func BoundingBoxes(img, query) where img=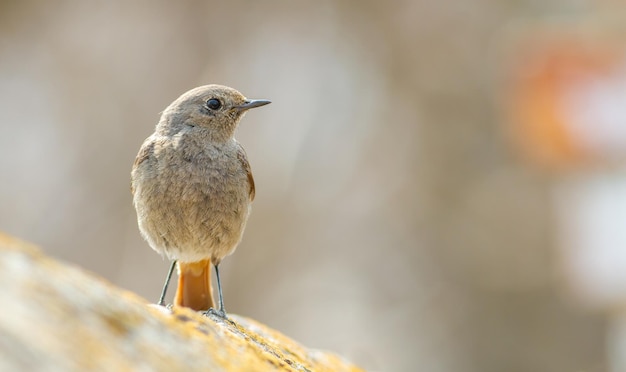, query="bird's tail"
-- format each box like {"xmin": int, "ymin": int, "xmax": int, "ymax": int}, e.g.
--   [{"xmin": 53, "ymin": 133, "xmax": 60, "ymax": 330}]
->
[{"xmin": 174, "ymin": 259, "xmax": 214, "ymax": 311}]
